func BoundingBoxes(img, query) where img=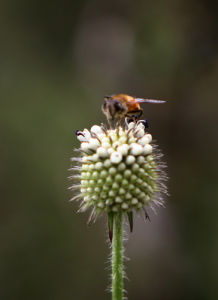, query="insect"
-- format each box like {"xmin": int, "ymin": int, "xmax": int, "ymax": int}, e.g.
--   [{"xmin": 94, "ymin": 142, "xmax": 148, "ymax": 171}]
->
[{"xmin": 102, "ymin": 94, "xmax": 165, "ymax": 125}]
